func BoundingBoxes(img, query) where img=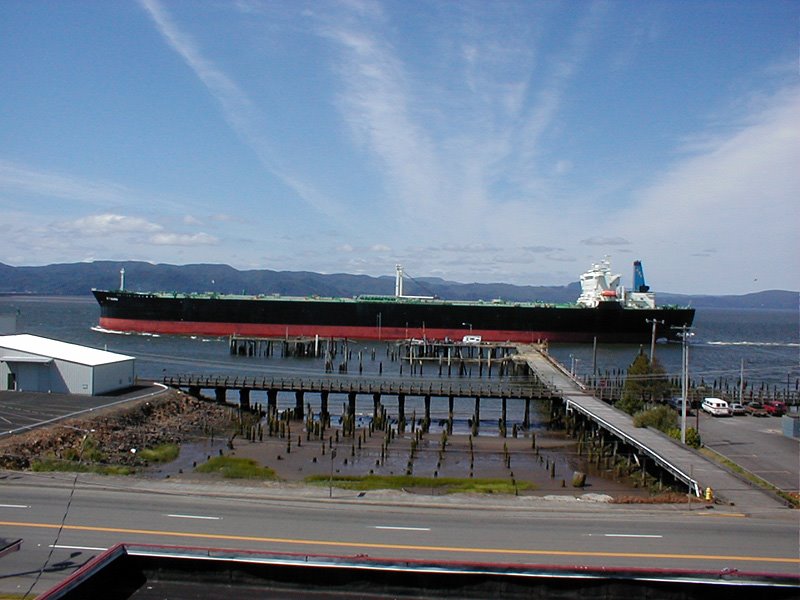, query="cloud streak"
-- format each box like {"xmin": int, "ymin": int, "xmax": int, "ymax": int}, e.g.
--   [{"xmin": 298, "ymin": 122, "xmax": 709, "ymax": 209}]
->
[
  {"xmin": 615, "ymin": 83, "xmax": 800, "ymax": 292},
  {"xmin": 0, "ymin": 160, "xmax": 131, "ymax": 205},
  {"xmin": 139, "ymin": 0, "xmax": 341, "ymax": 219}
]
